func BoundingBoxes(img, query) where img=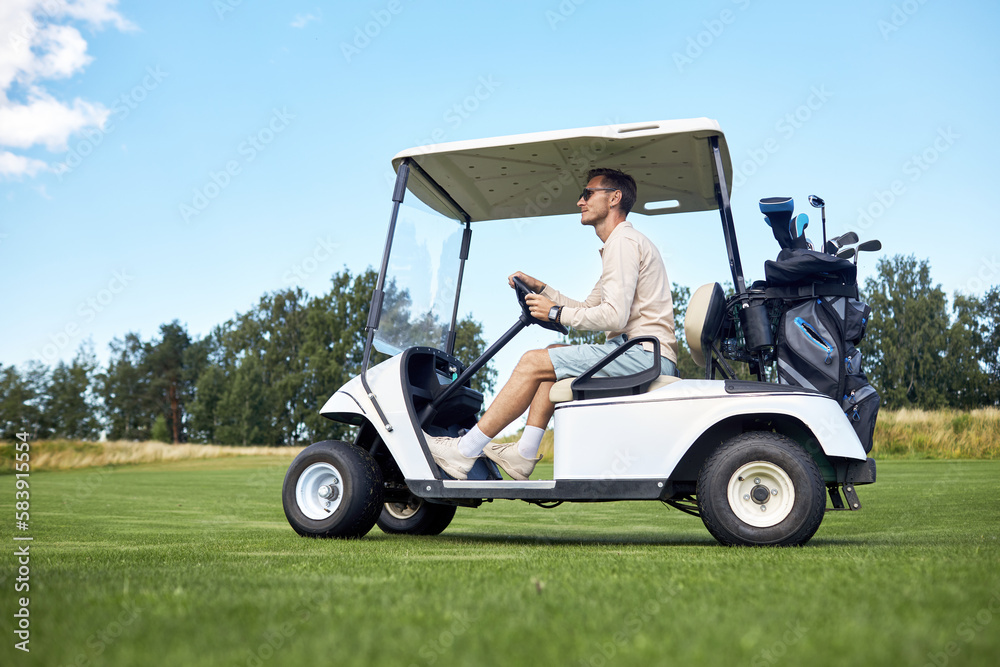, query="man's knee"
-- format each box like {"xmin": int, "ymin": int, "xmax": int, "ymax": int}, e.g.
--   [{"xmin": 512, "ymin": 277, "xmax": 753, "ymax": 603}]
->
[{"xmin": 517, "ymin": 349, "xmax": 556, "ymax": 378}]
